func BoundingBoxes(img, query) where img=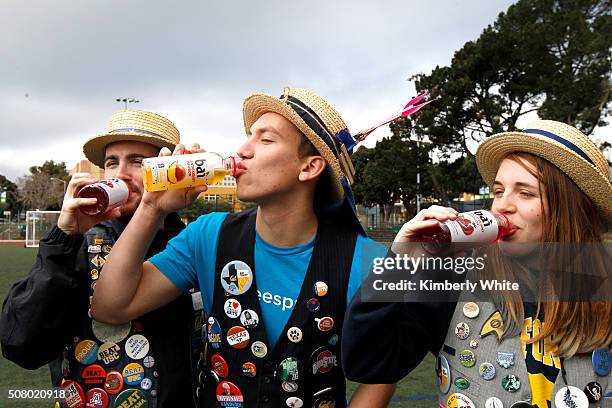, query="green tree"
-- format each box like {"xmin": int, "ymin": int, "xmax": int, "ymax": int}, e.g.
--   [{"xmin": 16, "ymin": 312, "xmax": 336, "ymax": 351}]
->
[
  {"xmin": 408, "ymin": 0, "xmax": 611, "ymax": 159},
  {"xmin": 0, "ymin": 174, "xmax": 19, "ymax": 213},
  {"xmin": 19, "ymin": 161, "xmax": 69, "ymax": 210},
  {"xmin": 29, "ymin": 160, "xmax": 69, "ymax": 179},
  {"xmin": 370, "ymin": 0, "xmax": 611, "ymax": 209},
  {"xmin": 179, "ymin": 197, "xmax": 233, "ymax": 223},
  {"xmin": 352, "ymin": 132, "xmax": 432, "ymax": 222}
]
